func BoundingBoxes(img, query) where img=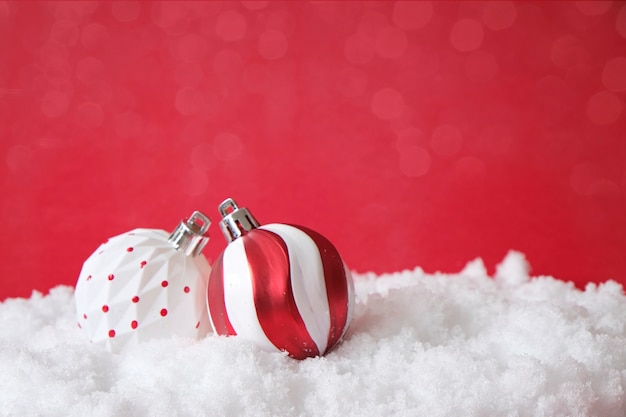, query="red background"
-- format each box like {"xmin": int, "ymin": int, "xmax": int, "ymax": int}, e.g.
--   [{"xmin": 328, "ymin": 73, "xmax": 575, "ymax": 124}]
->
[{"xmin": 1, "ymin": 1, "xmax": 625, "ymax": 300}]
